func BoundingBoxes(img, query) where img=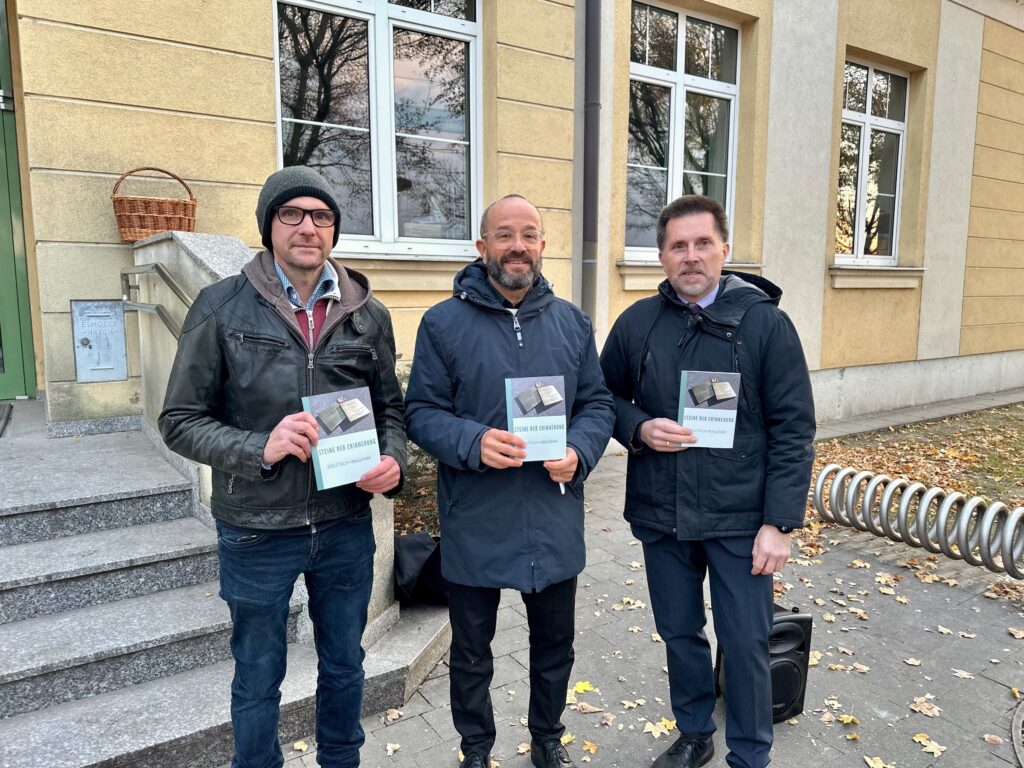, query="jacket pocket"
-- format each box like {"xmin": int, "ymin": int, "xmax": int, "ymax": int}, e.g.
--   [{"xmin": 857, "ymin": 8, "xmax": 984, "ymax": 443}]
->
[
  {"xmin": 705, "ymin": 436, "xmax": 766, "ymax": 513},
  {"xmin": 319, "ymin": 342, "xmax": 379, "ymax": 388}
]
